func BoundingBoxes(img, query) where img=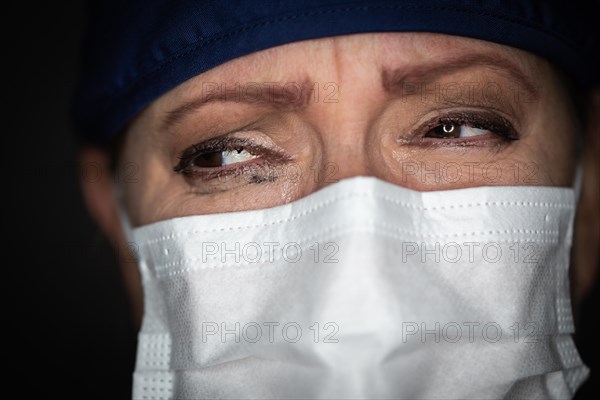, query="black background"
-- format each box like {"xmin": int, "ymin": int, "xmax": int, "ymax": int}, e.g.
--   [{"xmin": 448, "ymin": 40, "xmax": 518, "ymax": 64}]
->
[{"xmin": 6, "ymin": 2, "xmax": 597, "ymax": 399}]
